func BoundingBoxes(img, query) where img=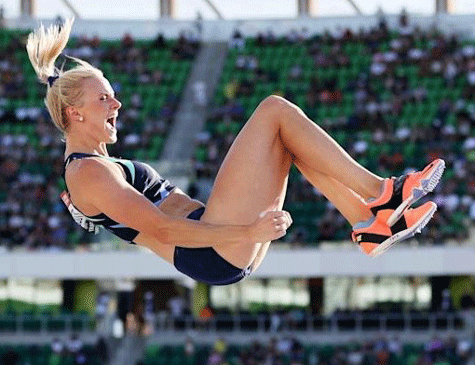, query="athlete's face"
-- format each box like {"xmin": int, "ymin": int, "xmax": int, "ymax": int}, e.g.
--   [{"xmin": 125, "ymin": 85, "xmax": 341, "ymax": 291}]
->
[{"xmin": 75, "ymin": 76, "xmax": 122, "ymax": 144}]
